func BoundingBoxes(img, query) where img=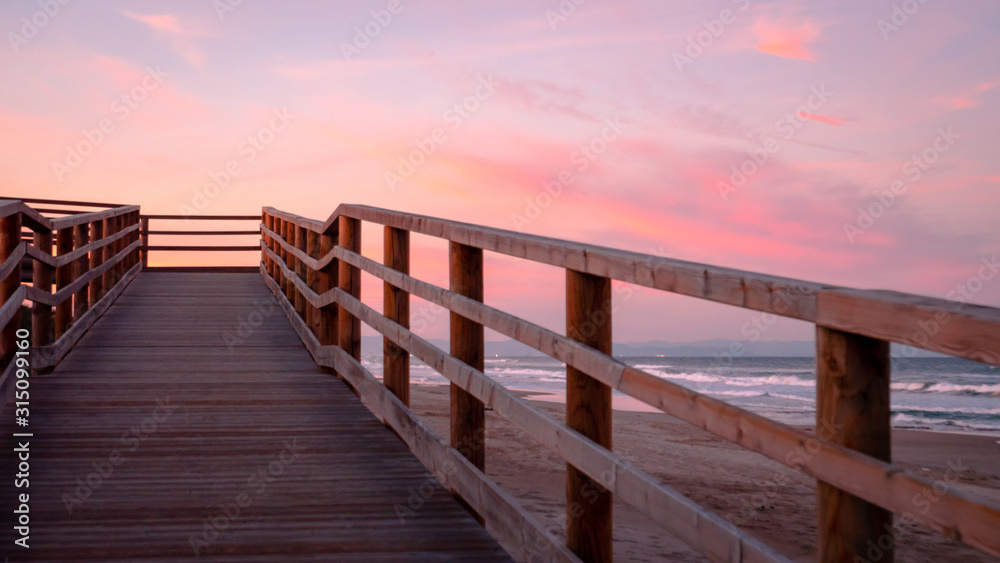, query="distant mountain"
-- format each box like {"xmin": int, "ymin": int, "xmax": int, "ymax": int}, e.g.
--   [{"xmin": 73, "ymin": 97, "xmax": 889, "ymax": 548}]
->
[{"xmin": 360, "ymin": 337, "xmax": 945, "ymax": 358}]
